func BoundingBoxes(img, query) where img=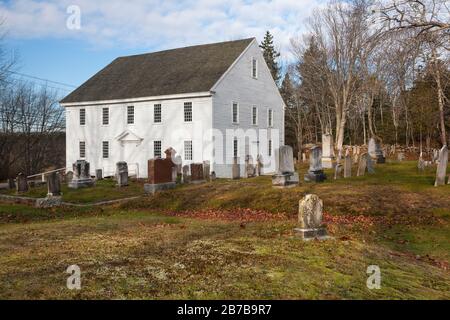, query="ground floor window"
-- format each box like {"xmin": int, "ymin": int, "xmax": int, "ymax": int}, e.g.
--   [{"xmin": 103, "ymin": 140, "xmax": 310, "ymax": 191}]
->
[
  {"xmin": 184, "ymin": 140, "xmax": 192, "ymax": 160},
  {"xmin": 268, "ymin": 139, "xmax": 272, "ymax": 156},
  {"xmin": 233, "ymin": 138, "xmax": 238, "ymax": 158},
  {"xmin": 79, "ymin": 141, "xmax": 85, "ymax": 158},
  {"xmin": 154, "ymin": 140, "xmax": 162, "ymax": 158}
]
